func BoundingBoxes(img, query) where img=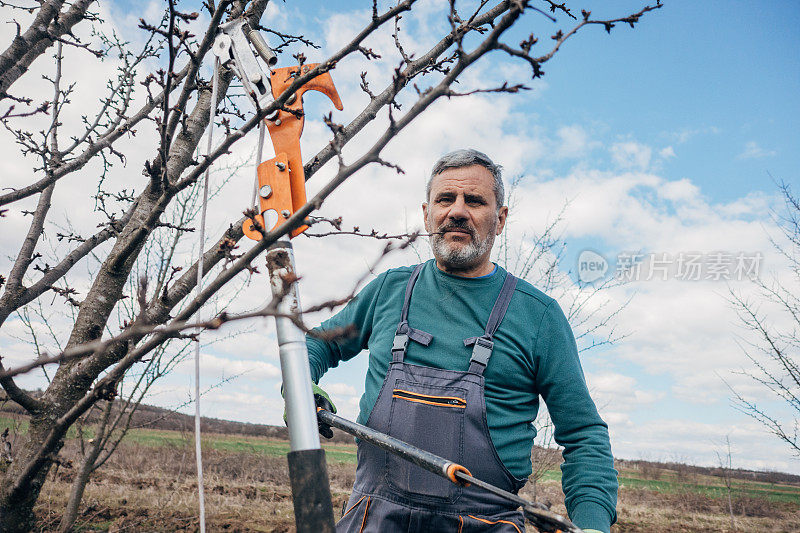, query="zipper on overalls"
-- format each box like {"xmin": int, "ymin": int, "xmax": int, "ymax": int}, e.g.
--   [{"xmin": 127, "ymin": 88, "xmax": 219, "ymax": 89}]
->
[{"xmin": 392, "ymin": 388, "xmax": 467, "ymax": 408}]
